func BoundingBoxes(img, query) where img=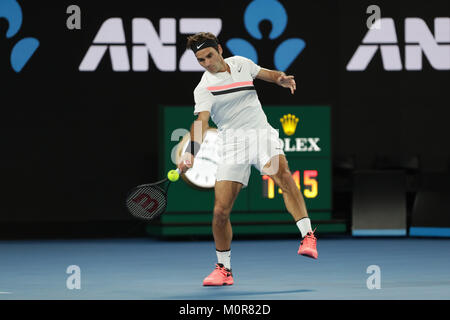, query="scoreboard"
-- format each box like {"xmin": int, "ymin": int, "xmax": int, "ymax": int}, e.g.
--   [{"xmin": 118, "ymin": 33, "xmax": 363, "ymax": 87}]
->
[
  {"xmin": 248, "ymin": 106, "xmax": 331, "ymax": 212},
  {"xmin": 148, "ymin": 105, "xmax": 344, "ymax": 237}
]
